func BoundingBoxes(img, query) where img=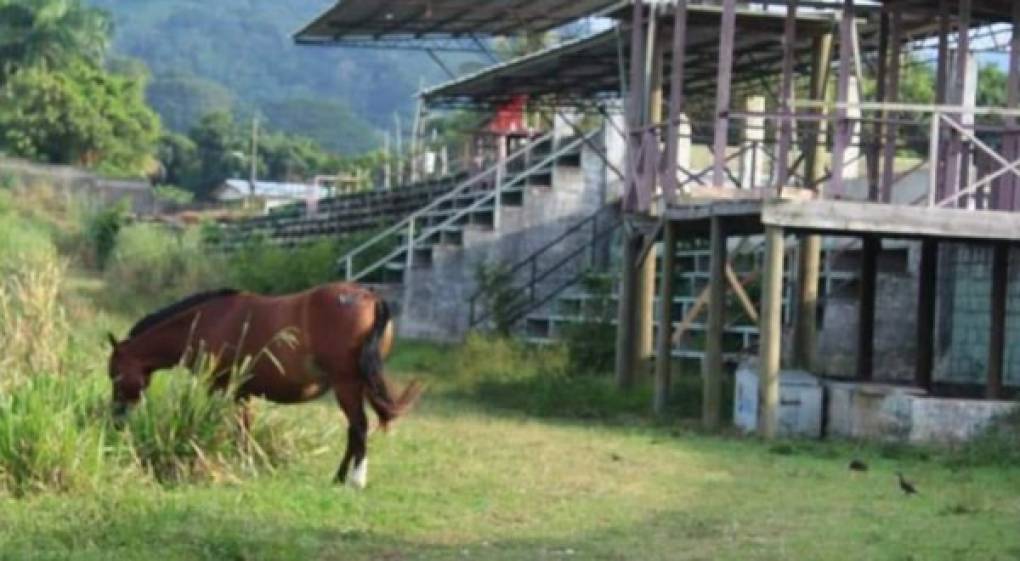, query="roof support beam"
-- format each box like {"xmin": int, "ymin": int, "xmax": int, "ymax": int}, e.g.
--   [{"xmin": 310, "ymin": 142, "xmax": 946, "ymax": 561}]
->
[
  {"xmin": 829, "ymin": 0, "xmax": 855, "ymax": 198},
  {"xmin": 663, "ymin": 0, "xmax": 690, "ymax": 204},
  {"xmin": 775, "ymin": 0, "xmax": 799, "ymax": 193}
]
